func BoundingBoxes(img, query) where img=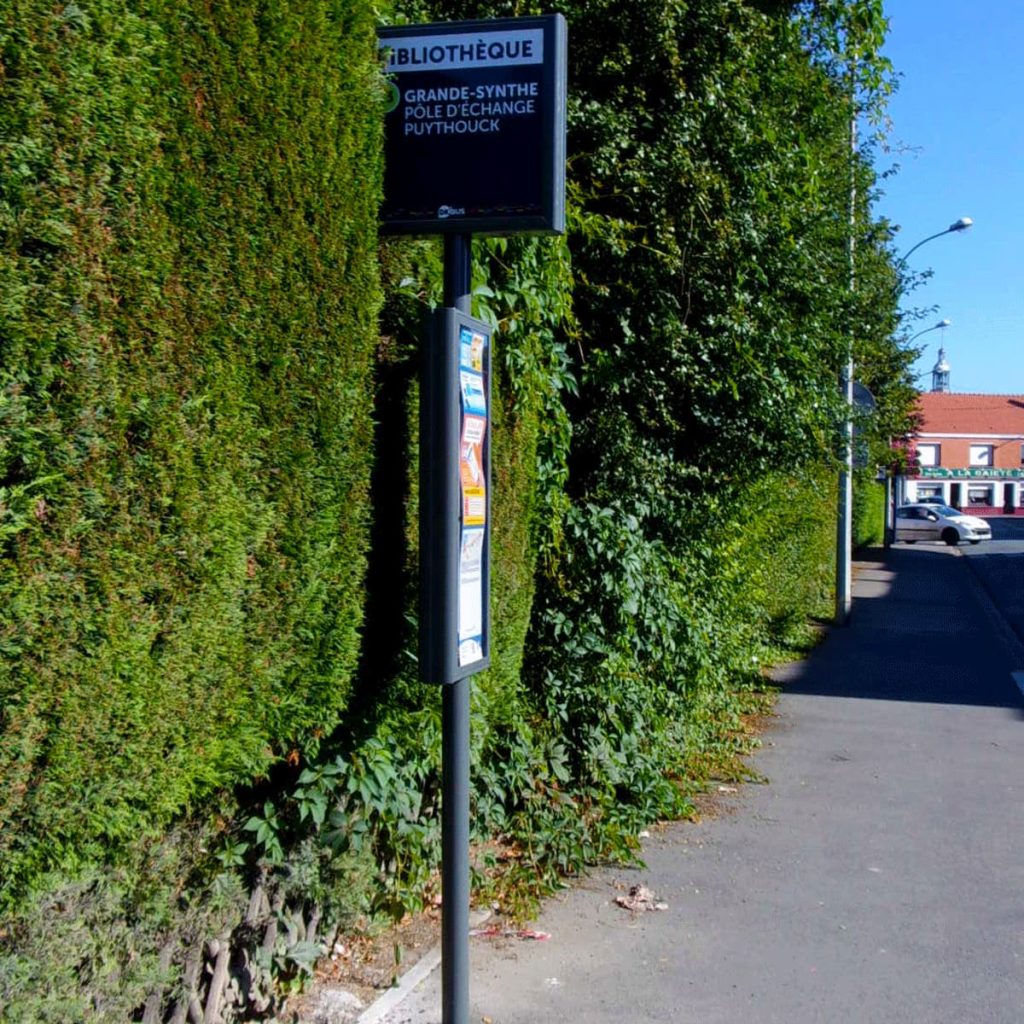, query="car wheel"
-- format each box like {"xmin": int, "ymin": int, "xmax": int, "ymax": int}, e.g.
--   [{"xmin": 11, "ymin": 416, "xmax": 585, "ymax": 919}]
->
[{"xmin": 942, "ymin": 528, "xmax": 960, "ymax": 546}]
